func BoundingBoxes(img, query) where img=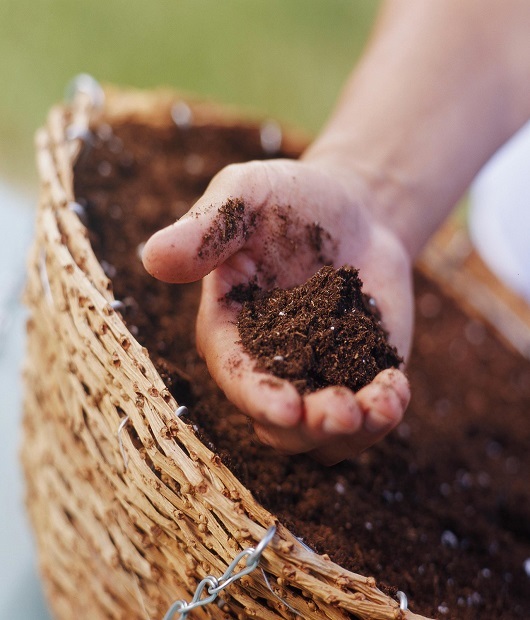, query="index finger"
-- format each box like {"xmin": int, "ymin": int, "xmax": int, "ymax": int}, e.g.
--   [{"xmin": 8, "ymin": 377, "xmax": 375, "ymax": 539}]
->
[{"xmin": 196, "ymin": 267, "xmax": 303, "ymax": 428}]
